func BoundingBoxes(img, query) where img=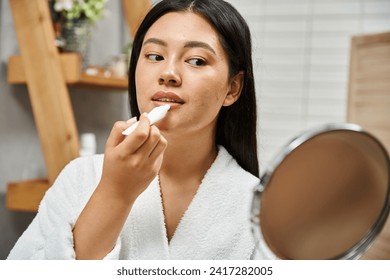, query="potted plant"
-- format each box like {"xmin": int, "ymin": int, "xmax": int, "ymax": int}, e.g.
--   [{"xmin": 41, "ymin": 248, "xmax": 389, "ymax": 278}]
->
[{"xmin": 52, "ymin": 0, "xmax": 109, "ymax": 68}]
